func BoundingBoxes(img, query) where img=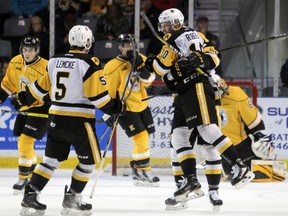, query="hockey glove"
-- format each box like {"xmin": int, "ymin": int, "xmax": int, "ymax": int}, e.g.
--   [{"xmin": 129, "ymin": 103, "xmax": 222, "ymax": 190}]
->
[
  {"xmin": 127, "ymin": 51, "xmax": 144, "ymax": 69},
  {"xmin": 113, "ymin": 99, "xmax": 126, "ymax": 116},
  {"xmin": 145, "ymin": 58, "xmax": 155, "ymax": 72},
  {"xmin": 251, "ymin": 130, "xmax": 273, "ymax": 159},
  {"xmin": 177, "ymin": 51, "xmax": 206, "ymax": 70},
  {"xmin": 10, "ymin": 92, "xmax": 27, "ymax": 110},
  {"xmin": 102, "ymin": 114, "xmax": 117, "ymax": 127}
]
